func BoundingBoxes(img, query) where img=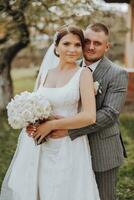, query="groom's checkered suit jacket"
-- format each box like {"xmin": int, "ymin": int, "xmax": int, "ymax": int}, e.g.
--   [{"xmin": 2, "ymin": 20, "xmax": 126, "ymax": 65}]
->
[{"xmin": 69, "ymin": 57, "xmax": 128, "ymax": 172}]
